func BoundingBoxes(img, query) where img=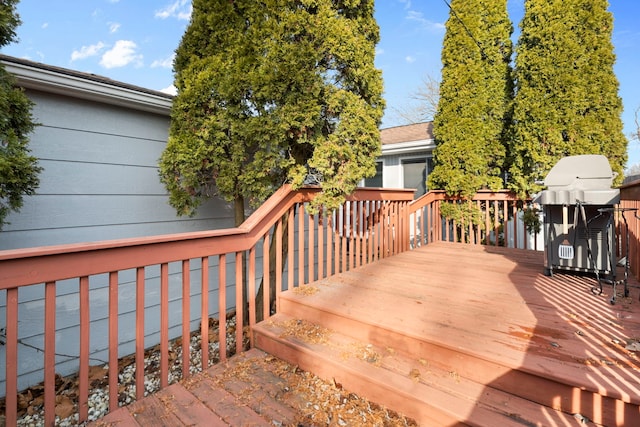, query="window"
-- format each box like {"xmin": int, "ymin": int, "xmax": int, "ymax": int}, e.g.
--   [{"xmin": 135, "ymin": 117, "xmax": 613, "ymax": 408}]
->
[
  {"xmin": 364, "ymin": 161, "xmax": 383, "ymax": 187},
  {"xmin": 402, "ymin": 157, "xmax": 430, "ymax": 198}
]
